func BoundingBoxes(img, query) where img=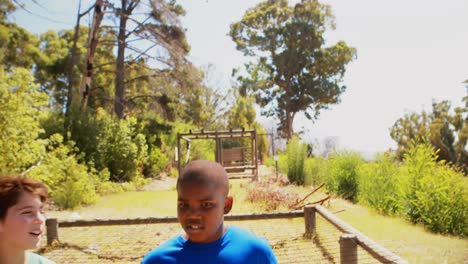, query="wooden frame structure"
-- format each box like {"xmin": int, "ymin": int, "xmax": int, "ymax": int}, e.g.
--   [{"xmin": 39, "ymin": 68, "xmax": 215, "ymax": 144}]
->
[{"xmin": 177, "ymin": 129, "xmax": 258, "ymax": 179}]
